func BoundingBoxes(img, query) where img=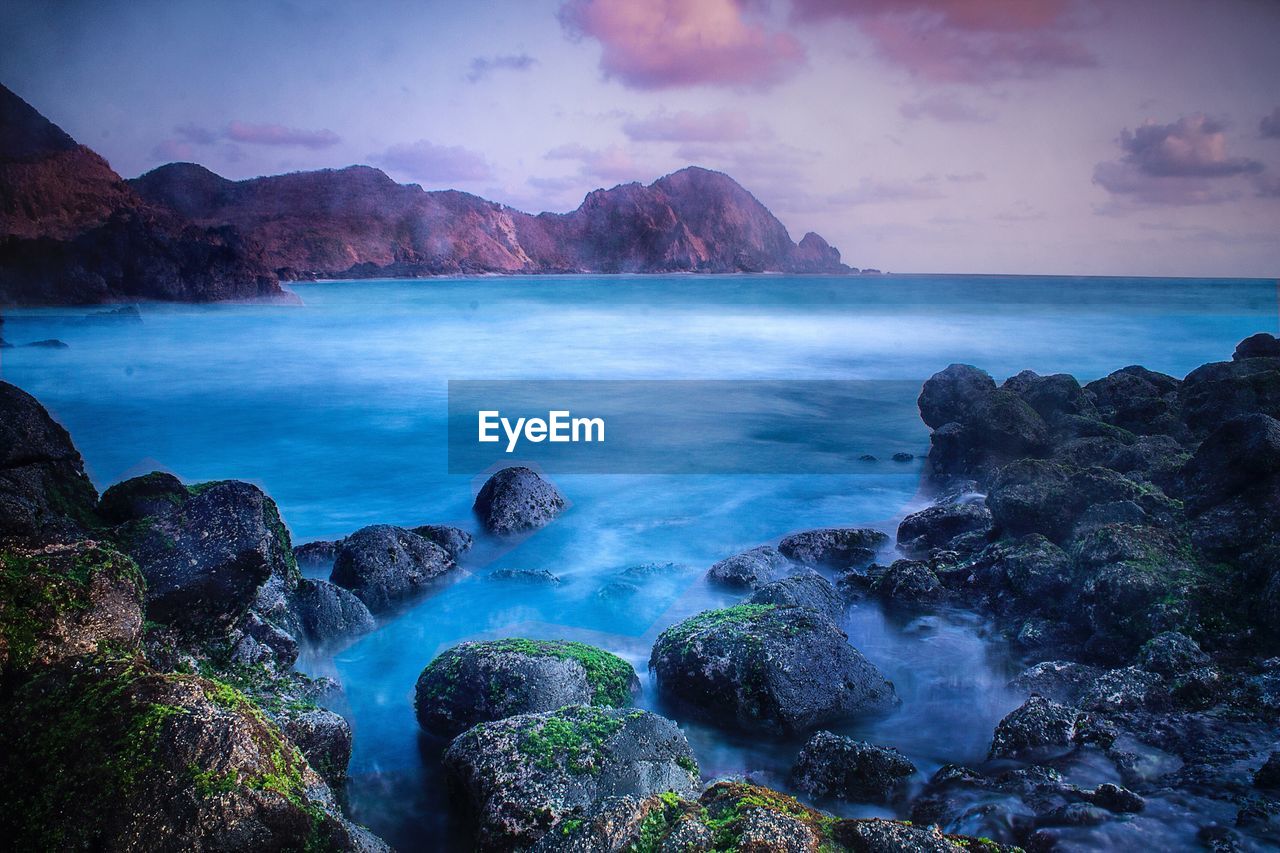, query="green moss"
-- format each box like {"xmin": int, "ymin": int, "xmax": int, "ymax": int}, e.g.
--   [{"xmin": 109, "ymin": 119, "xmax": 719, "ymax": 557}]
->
[
  {"xmin": 424, "ymin": 638, "xmax": 638, "ymax": 708},
  {"xmin": 518, "ymin": 705, "xmax": 625, "ymax": 774},
  {"xmin": 676, "ymin": 754, "xmax": 699, "ymax": 776}
]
